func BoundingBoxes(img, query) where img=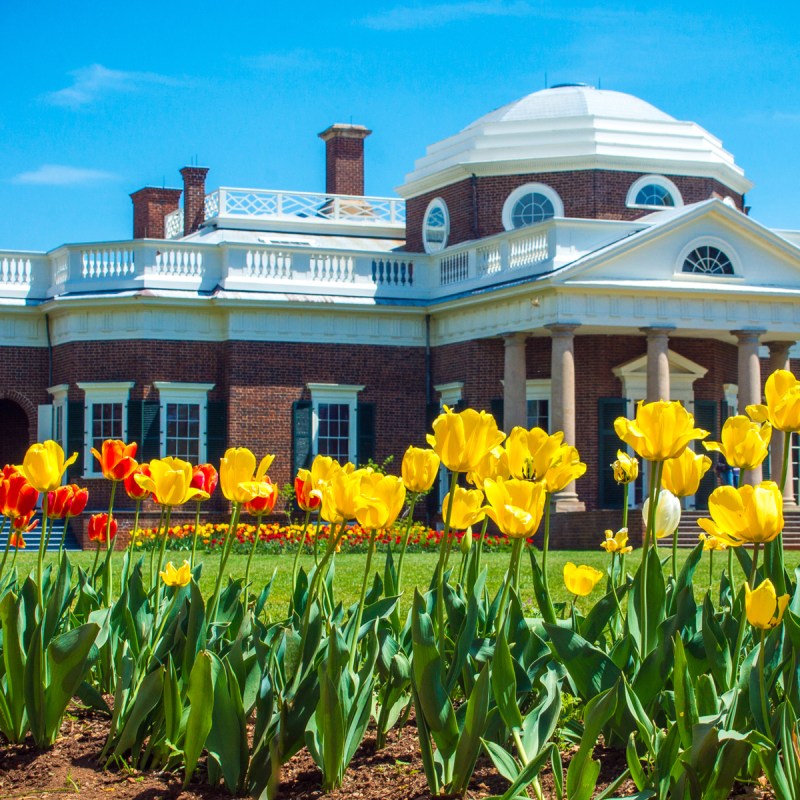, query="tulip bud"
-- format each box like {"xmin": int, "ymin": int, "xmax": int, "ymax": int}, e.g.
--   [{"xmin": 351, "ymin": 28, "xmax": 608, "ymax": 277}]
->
[{"xmin": 460, "ymin": 527, "xmax": 473, "ymax": 554}]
